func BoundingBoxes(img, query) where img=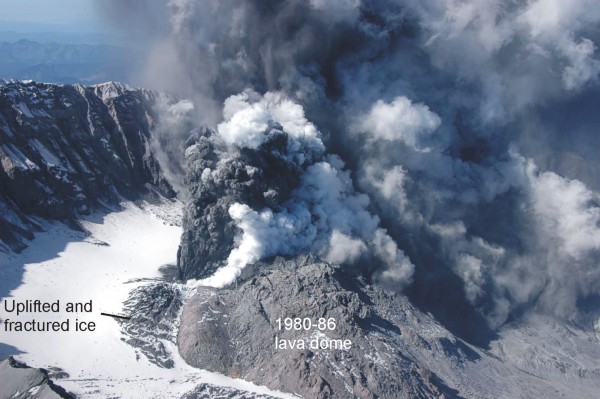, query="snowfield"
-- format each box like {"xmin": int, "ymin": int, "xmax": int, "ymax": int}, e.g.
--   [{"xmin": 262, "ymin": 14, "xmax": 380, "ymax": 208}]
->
[{"xmin": 0, "ymin": 201, "xmax": 295, "ymax": 398}]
